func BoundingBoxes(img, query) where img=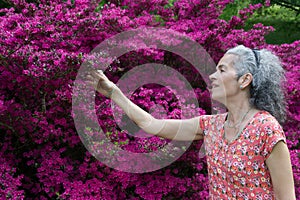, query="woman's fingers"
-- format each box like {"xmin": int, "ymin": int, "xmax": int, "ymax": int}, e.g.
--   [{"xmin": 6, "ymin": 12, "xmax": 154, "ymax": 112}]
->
[
  {"xmin": 86, "ymin": 75, "xmax": 98, "ymax": 89},
  {"xmin": 96, "ymin": 70, "xmax": 109, "ymax": 81},
  {"xmin": 87, "ymin": 69, "xmax": 101, "ymax": 81},
  {"xmin": 89, "ymin": 70, "xmax": 100, "ymax": 79},
  {"xmin": 89, "ymin": 69, "xmax": 109, "ymax": 82},
  {"xmin": 86, "ymin": 69, "xmax": 115, "ymax": 97}
]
